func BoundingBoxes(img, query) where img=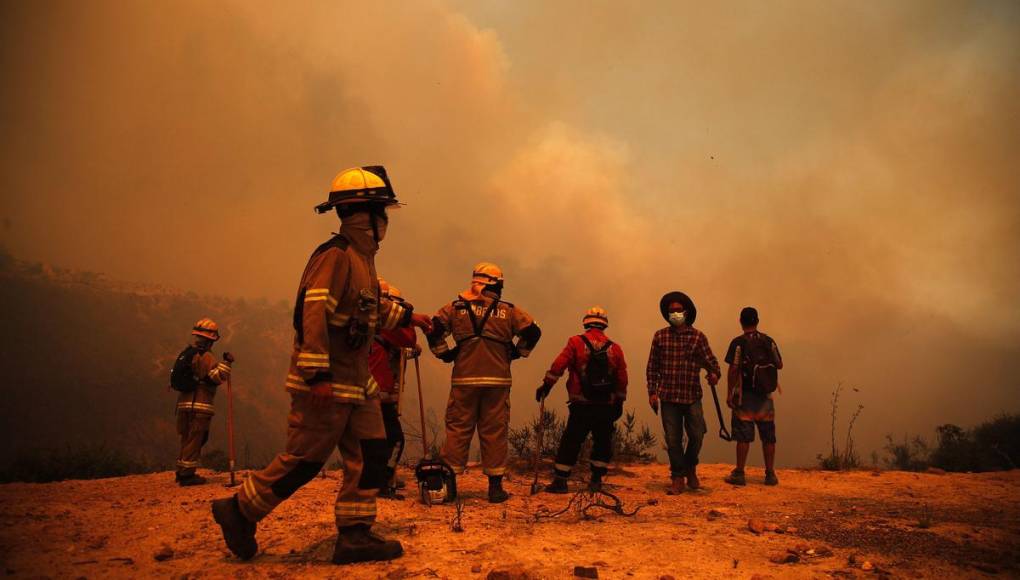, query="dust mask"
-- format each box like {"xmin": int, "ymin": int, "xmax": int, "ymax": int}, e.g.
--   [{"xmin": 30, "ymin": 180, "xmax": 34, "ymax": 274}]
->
[{"xmin": 668, "ymin": 311, "xmax": 686, "ymax": 326}]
